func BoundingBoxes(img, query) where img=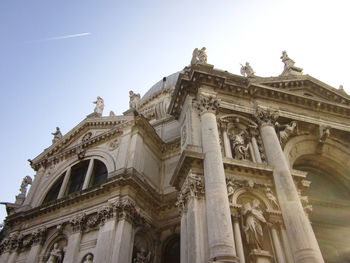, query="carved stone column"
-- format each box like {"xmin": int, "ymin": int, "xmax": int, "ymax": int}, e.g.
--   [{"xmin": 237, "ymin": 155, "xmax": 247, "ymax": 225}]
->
[
  {"xmin": 269, "ymin": 223, "xmax": 285, "ymax": 263},
  {"xmin": 26, "ymin": 227, "xmax": 47, "ymax": 263},
  {"xmin": 57, "ymin": 167, "xmax": 71, "ymax": 199},
  {"xmin": 280, "ymin": 225, "xmax": 294, "ymax": 263},
  {"xmin": 254, "ymin": 107, "xmax": 324, "ymax": 263},
  {"xmin": 180, "ymin": 209, "xmax": 188, "ymax": 263},
  {"xmin": 221, "ymin": 122, "xmax": 233, "ymax": 158},
  {"xmin": 197, "ymin": 95, "xmax": 238, "ymax": 263},
  {"xmin": 232, "ymin": 215, "xmax": 245, "ymax": 263},
  {"xmin": 82, "ymin": 159, "xmax": 94, "ymax": 190},
  {"xmin": 63, "ymin": 214, "xmax": 86, "ymax": 263},
  {"xmin": 112, "ymin": 199, "xmax": 139, "ymax": 263},
  {"xmin": 94, "ymin": 203, "xmax": 116, "ymax": 263}
]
